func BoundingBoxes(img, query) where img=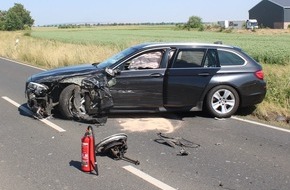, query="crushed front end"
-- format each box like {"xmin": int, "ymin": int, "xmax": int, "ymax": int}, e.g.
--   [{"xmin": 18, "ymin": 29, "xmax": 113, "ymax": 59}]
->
[
  {"xmin": 26, "ymin": 81, "xmax": 52, "ymax": 118},
  {"xmin": 70, "ymin": 73, "xmax": 115, "ymax": 124},
  {"xmin": 25, "ymin": 69, "xmax": 116, "ymax": 124}
]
